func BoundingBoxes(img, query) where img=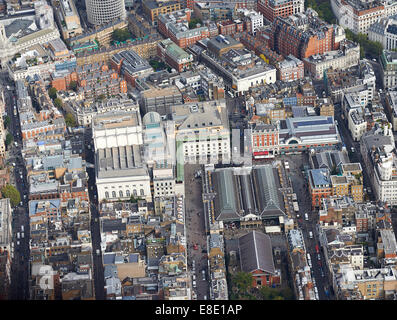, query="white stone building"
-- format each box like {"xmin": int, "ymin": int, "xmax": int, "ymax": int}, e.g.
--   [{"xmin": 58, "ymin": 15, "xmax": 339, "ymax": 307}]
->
[
  {"xmin": 85, "ymin": 0, "xmax": 127, "ymax": 26},
  {"xmin": 174, "ymin": 100, "xmax": 231, "ymax": 164},
  {"xmin": 303, "ymin": 40, "xmax": 360, "ymax": 80},
  {"xmin": 92, "ymin": 111, "xmax": 152, "ymax": 202}
]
